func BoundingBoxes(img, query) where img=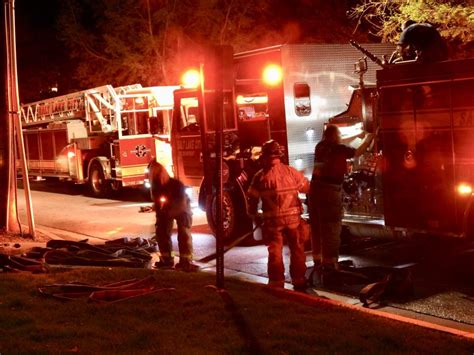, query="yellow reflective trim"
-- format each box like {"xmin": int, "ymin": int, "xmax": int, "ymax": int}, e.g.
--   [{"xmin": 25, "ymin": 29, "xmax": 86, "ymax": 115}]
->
[{"xmin": 121, "ymin": 165, "xmax": 148, "ymax": 177}]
